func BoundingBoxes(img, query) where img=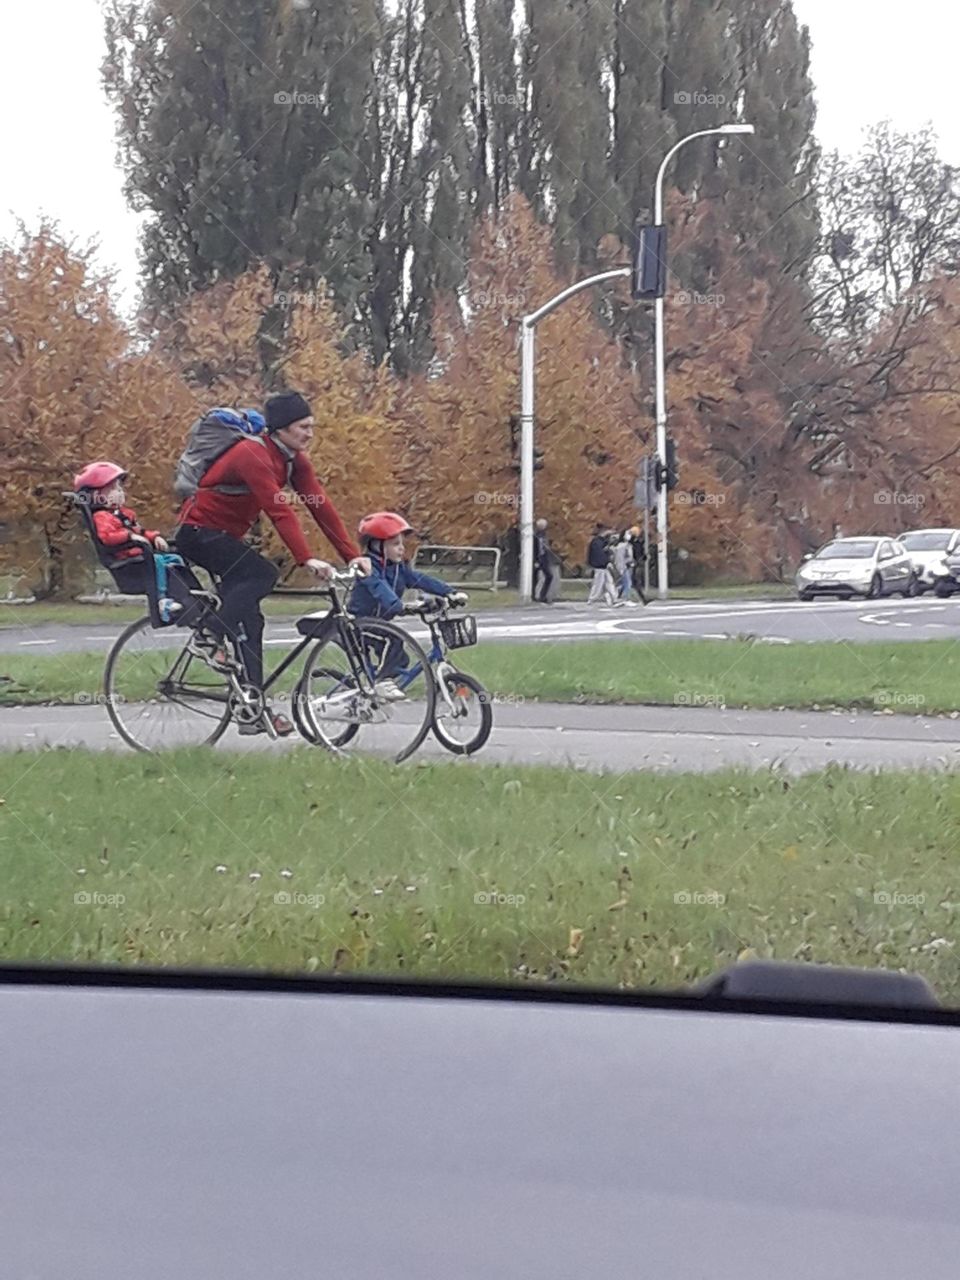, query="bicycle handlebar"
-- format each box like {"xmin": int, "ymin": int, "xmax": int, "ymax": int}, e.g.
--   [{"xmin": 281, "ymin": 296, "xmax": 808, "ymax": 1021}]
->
[{"xmin": 404, "ymin": 593, "xmax": 468, "ymax": 618}]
